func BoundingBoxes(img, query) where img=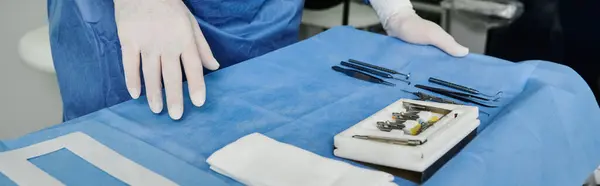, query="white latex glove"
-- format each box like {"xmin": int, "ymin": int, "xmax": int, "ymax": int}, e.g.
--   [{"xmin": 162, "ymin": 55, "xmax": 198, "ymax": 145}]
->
[
  {"xmin": 370, "ymin": 0, "xmax": 469, "ymax": 57},
  {"xmin": 114, "ymin": 0, "xmax": 219, "ymax": 120}
]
